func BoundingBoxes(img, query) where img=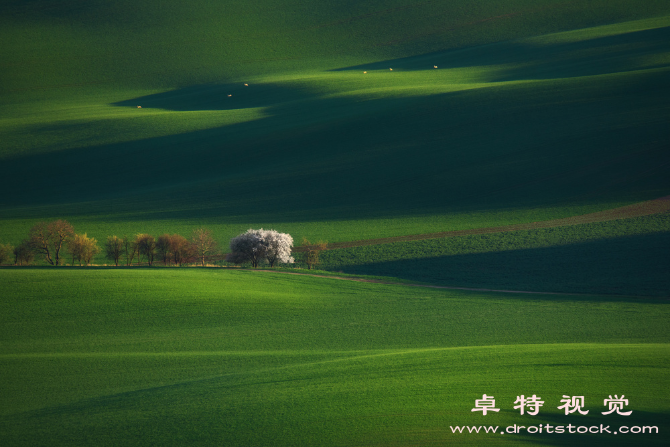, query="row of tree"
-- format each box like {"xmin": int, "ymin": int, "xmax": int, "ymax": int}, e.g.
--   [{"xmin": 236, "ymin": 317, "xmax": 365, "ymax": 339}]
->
[
  {"xmin": 0, "ymin": 220, "xmax": 219, "ymax": 267},
  {"xmin": 103, "ymin": 230, "xmax": 218, "ymax": 267},
  {"xmin": 0, "ymin": 220, "xmax": 328, "ymax": 269}
]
